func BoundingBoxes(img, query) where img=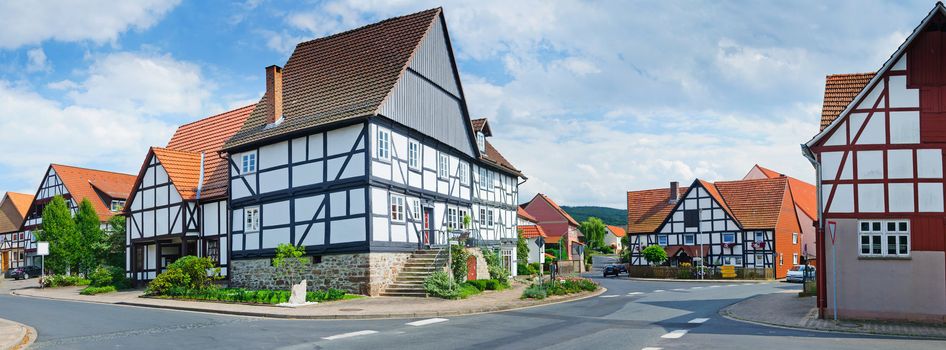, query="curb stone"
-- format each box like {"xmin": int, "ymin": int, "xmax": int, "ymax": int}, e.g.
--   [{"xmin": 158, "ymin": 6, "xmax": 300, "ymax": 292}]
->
[
  {"xmin": 626, "ymin": 277, "xmax": 779, "ymax": 283},
  {"xmin": 0, "ymin": 318, "xmax": 36, "ymax": 350}
]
